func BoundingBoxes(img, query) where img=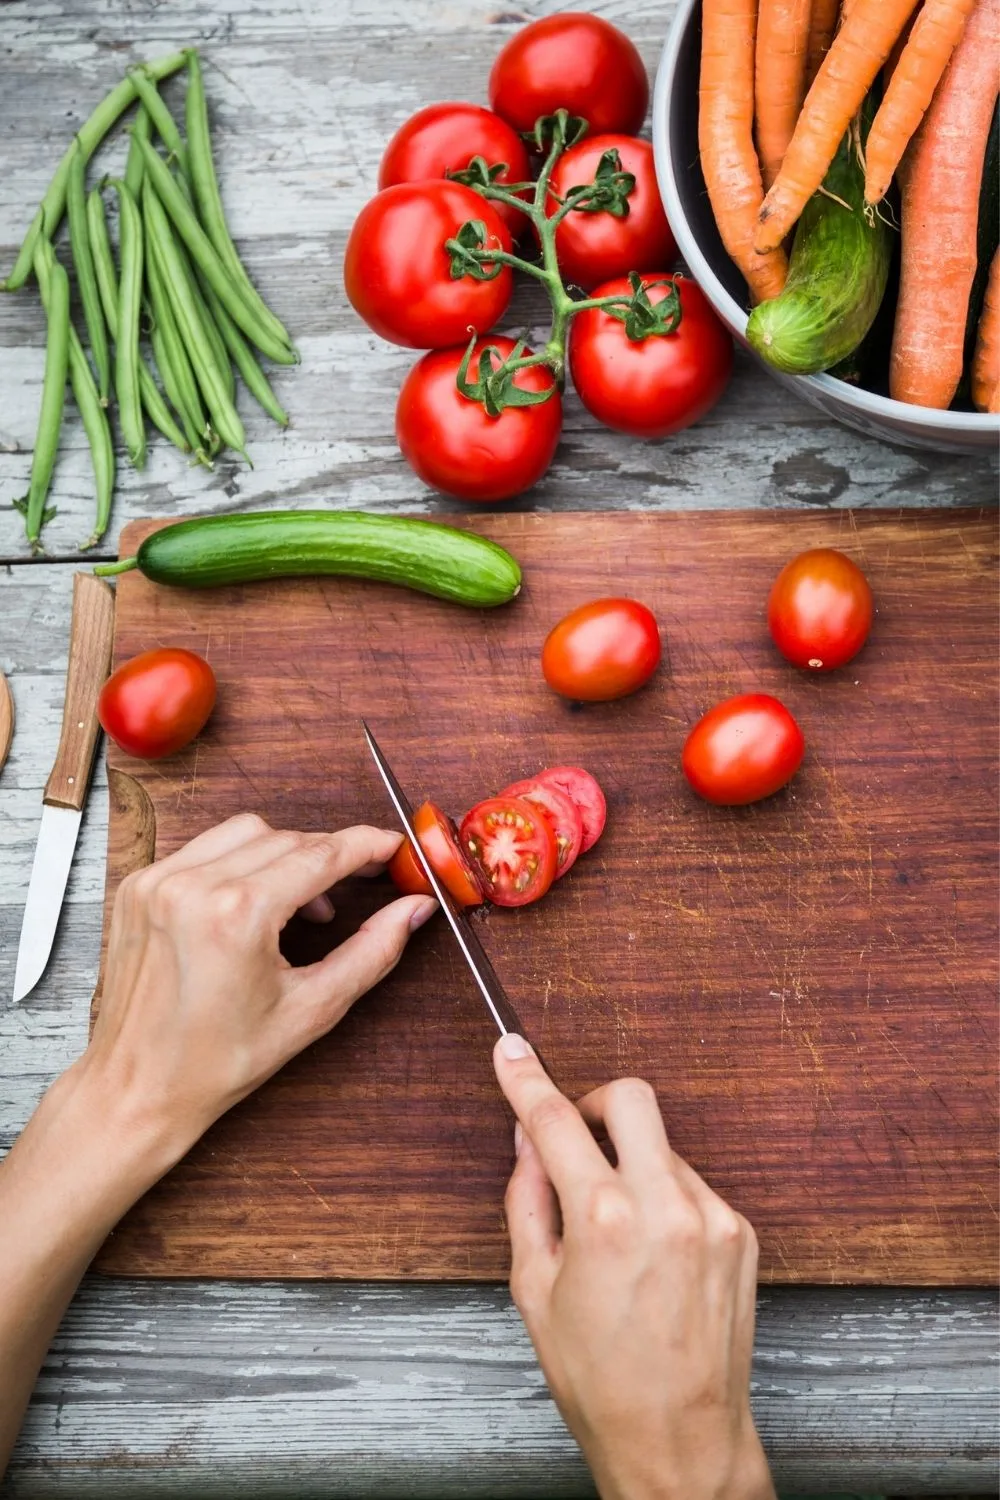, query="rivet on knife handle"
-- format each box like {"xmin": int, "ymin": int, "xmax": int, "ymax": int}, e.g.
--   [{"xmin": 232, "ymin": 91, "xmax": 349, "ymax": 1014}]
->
[{"xmin": 43, "ymin": 574, "xmax": 115, "ymax": 811}]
